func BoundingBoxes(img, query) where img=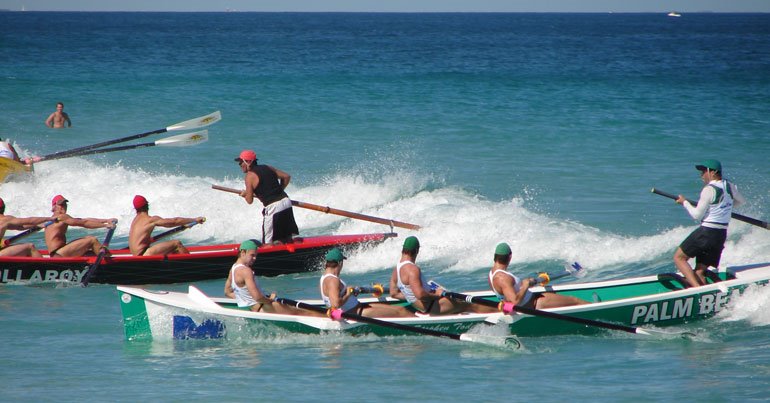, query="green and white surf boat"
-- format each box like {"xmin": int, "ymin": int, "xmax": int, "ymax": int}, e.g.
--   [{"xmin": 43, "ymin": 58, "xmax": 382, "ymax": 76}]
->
[{"xmin": 117, "ymin": 262, "xmax": 770, "ymax": 342}]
